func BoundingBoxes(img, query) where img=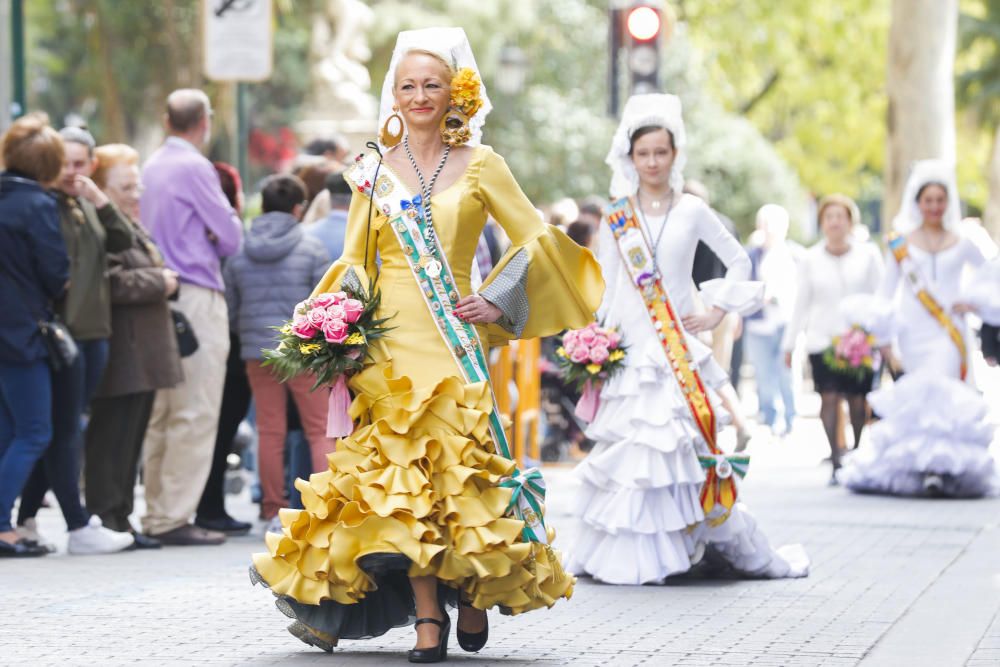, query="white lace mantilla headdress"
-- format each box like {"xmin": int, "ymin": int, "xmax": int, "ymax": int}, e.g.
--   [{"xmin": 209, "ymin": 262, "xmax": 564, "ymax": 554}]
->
[
  {"xmin": 893, "ymin": 159, "xmax": 961, "ymax": 234},
  {"xmin": 606, "ymin": 94, "xmax": 687, "ymax": 199},
  {"xmin": 378, "ymin": 27, "xmax": 493, "ymax": 151}
]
